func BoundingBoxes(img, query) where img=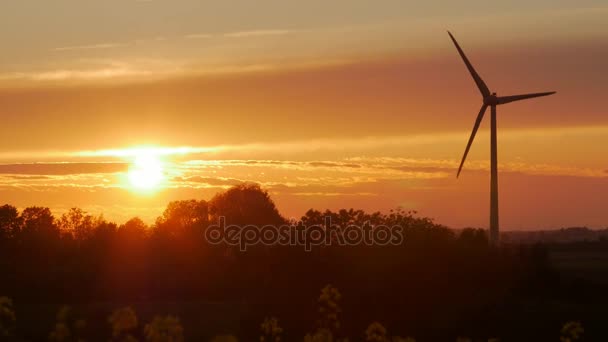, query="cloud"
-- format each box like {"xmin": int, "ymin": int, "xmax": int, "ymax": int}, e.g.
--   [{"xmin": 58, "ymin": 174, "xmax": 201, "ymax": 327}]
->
[
  {"xmin": 223, "ymin": 29, "xmax": 292, "ymax": 38},
  {"xmin": 1, "ymin": 175, "xmax": 51, "ymax": 180},
  {"xmin": 53, "ymin": 43, "xmax": 126, "ymax": 52},
  {"xmin": 502, "ymin": 162, "xmax": 608, "ymax": 178},
  {"xmin": 174, "ymin": 176, "xmax": 243, "ymax": 187},
  {"xmin": 308, "ymin": 161, "xmax": 361, "ymax": 169},
  {"xmin": 0, "ymin": 59, "xmax": 185, "ymax": 82},
  {"xmin": 0, "ymin": 163, "xmax": 128, "ymax": 175},
  {"xmin": 15, "ymin": 68, "xmax": 135, "ymax": 81},
  {"xmin": 184, "ymin": 33, "xmax": 214, "ymax": 39},
  {"xmin": 0, "ymin": 56, "xmax": 348, "ymax": 84},
  {"xmin": 290, "ymin": 192, "xmax": 378, "ymax": 197},
  {"xmin": 185, "ymin": 29, "xmax": 293, "ymax": 40}
]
